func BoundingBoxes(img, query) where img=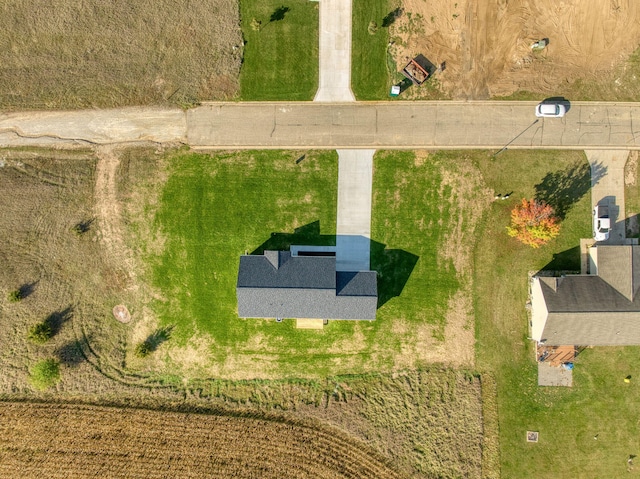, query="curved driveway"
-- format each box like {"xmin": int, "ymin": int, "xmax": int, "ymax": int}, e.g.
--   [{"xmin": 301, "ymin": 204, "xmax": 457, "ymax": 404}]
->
[{"xmin": 188, "ymin": 101, "xmax": 640, "ymax": 150}]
